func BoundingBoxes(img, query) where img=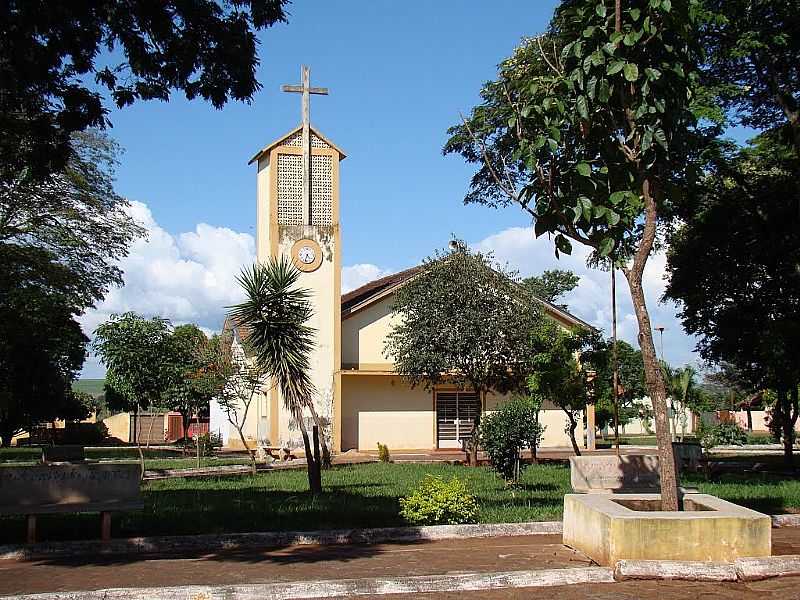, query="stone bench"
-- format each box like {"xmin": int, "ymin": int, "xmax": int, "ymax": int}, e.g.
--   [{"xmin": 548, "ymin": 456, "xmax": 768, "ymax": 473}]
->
[{"xmin": 0, "ymin": 463, "xmax": 143, "ymax": 543}]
